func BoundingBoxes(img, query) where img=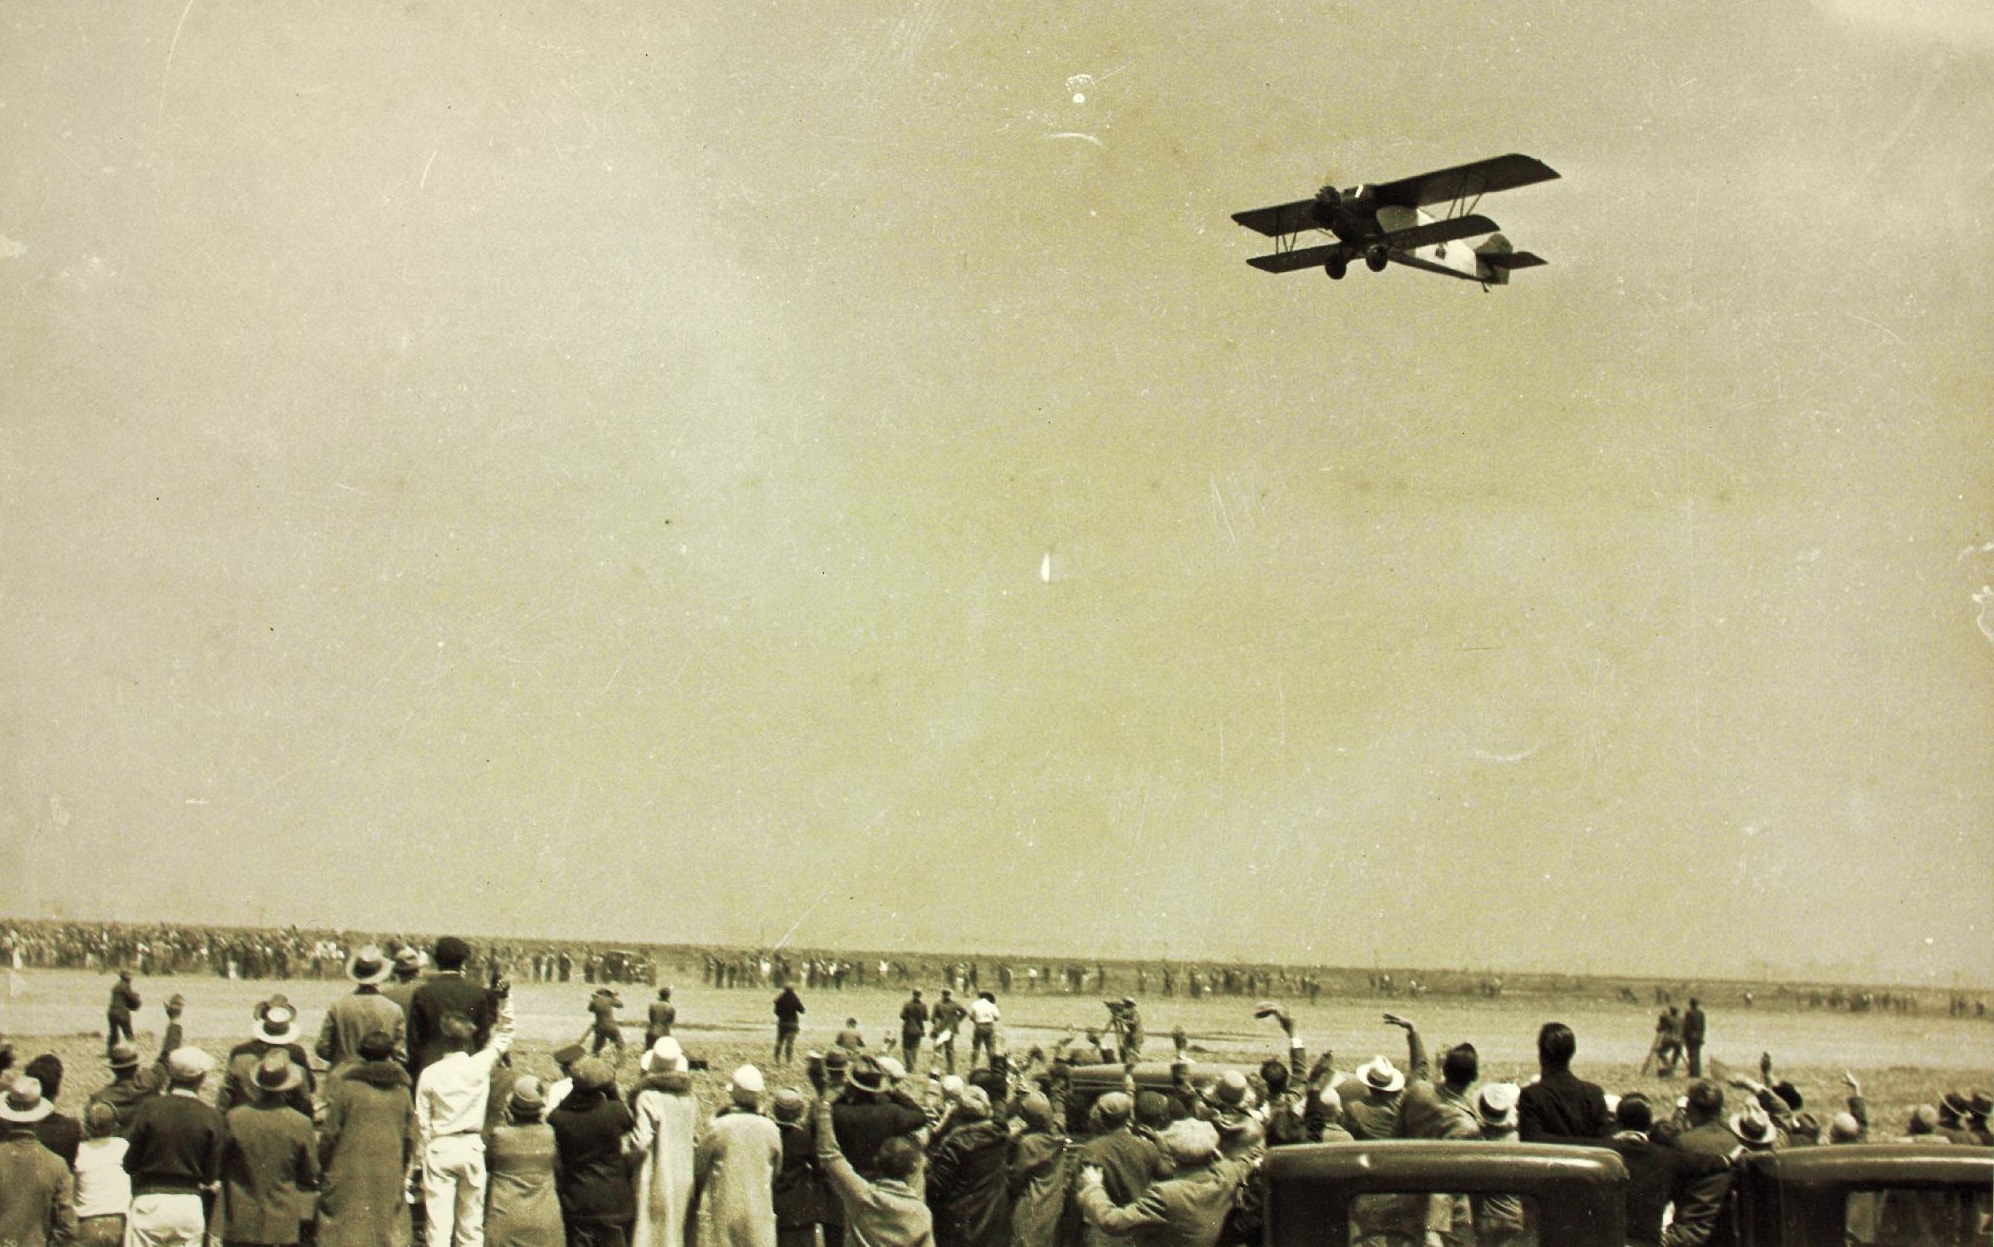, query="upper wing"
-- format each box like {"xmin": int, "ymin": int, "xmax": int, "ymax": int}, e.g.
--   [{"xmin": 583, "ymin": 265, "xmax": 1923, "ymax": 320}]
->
[
  {"xmin": 1231, "ymin": 198, "xmax": 1326, "ymax": 238},
  {"xmin": 1483, "ymin": 250, "xmax": 1547, "ymax": 271},
  {"xmin": 1370, "ymin": 154, "xmax": 1559, "ymax": 210}
]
